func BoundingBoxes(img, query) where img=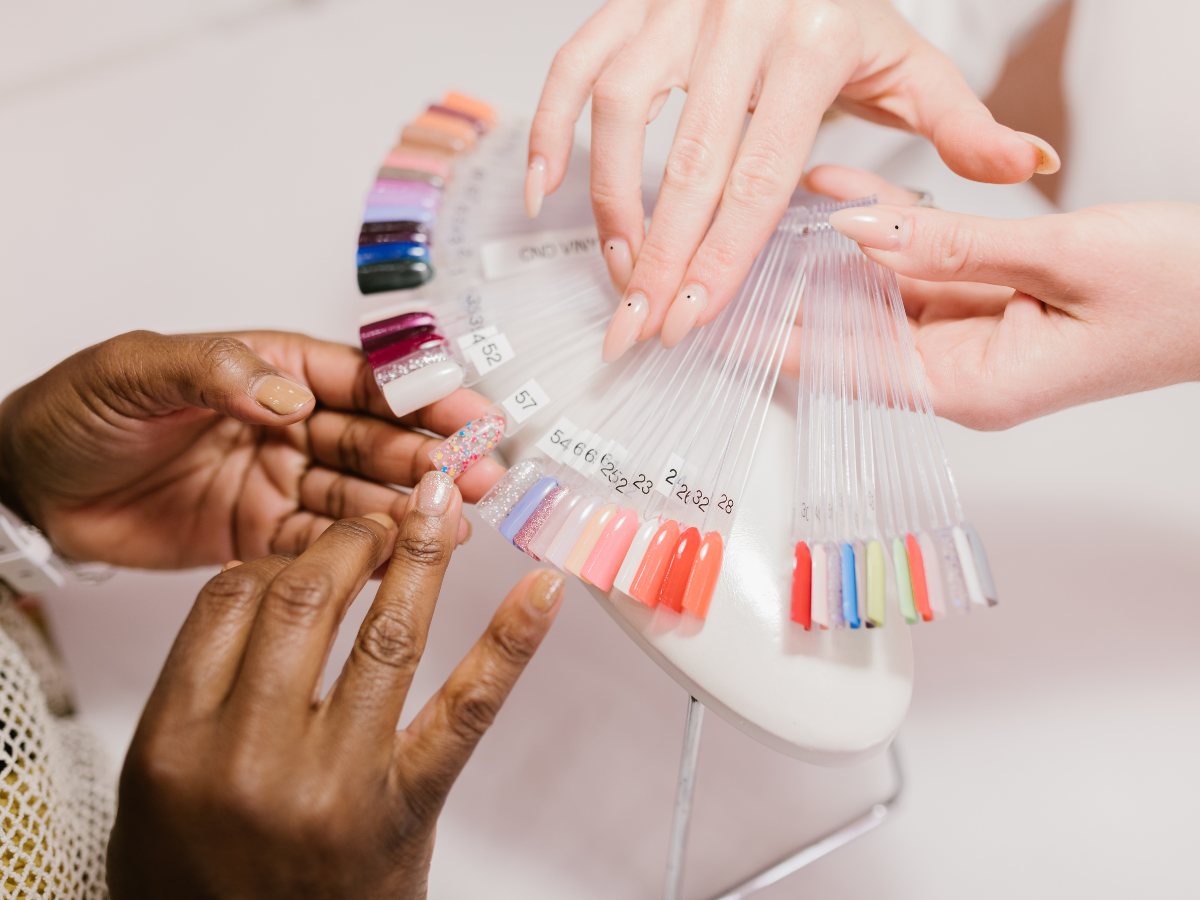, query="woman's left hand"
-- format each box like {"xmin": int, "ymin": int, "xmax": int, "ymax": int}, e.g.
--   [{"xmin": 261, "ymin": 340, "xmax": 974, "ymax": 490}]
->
[{"xmin": 0, "ymin": 330, "xmax": 503, "ymax": 569}]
